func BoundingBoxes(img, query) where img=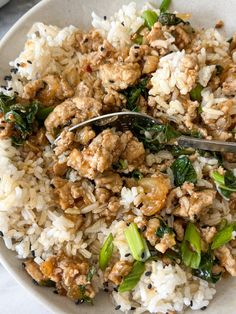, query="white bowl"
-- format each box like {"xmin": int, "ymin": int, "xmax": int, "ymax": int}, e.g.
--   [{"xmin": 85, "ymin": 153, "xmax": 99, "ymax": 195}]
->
[
  {"xmin": 0, "ymin": 0, "xmax": 236, "ymax": 313},
  {"xmin": 0, "ymin": 0, "xmax": 10, "ymax": 8}
]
